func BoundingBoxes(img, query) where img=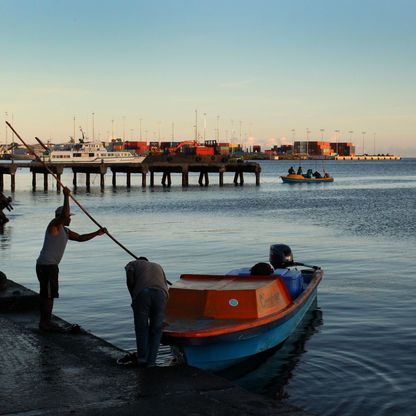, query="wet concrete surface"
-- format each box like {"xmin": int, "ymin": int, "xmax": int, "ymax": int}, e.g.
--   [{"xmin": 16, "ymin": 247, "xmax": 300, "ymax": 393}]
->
[{"xmin": 0, "ymin": 280, "xmax": 315, "ymax": 416}]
